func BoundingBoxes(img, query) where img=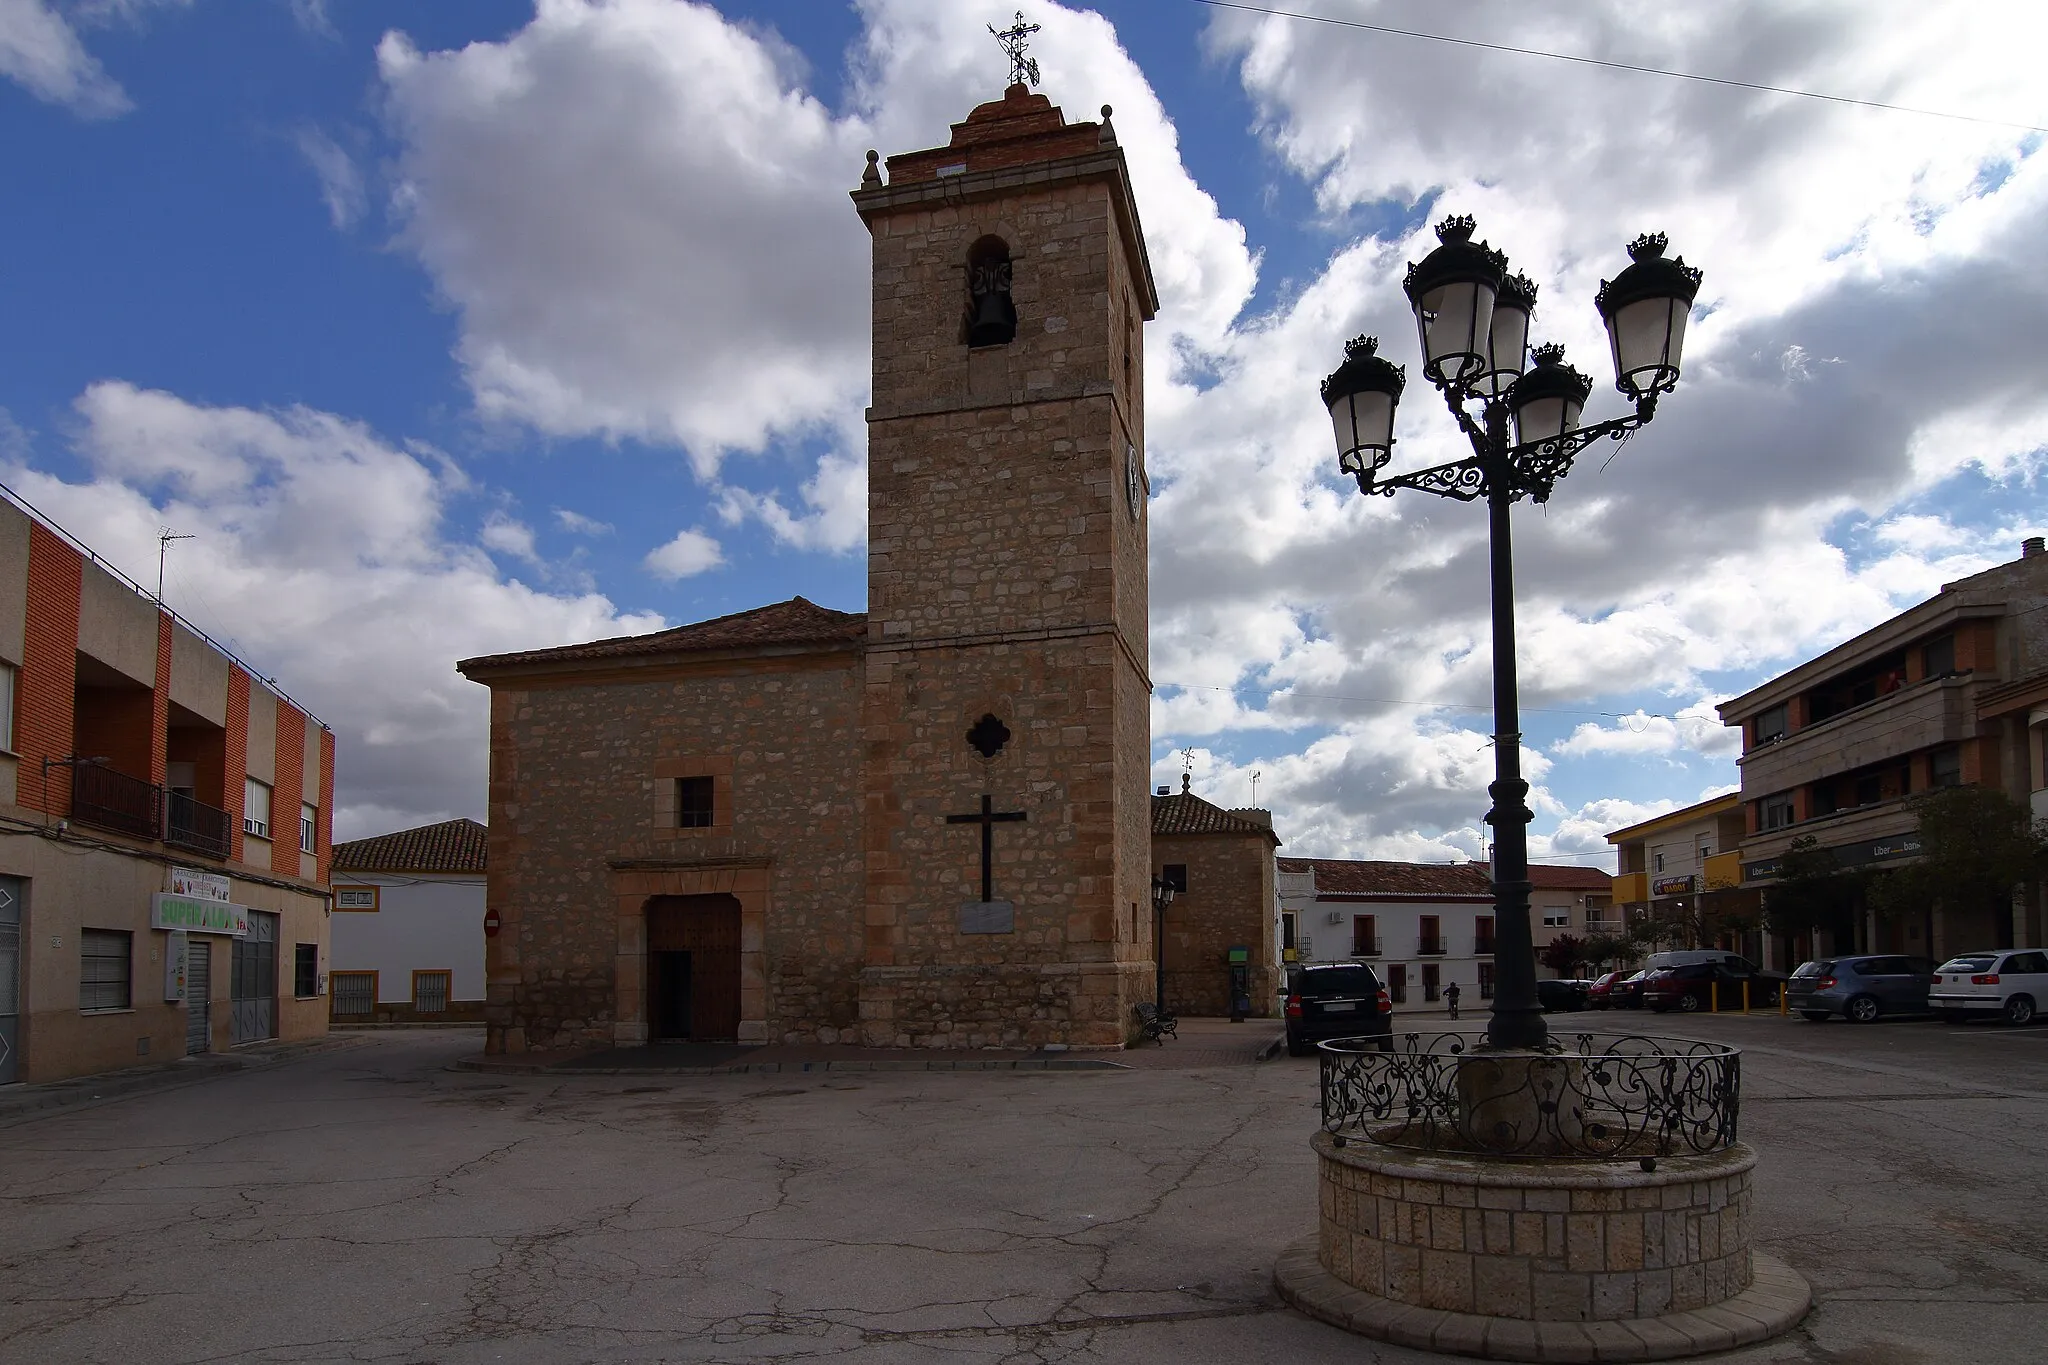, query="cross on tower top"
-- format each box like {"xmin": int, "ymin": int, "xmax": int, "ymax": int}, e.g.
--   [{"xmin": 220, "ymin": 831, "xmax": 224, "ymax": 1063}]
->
[{"xmin": 990, "ymin": 10, "xmax": 1041, "ymax": 89}]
